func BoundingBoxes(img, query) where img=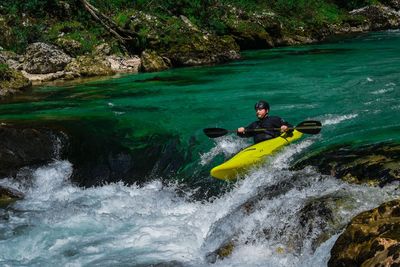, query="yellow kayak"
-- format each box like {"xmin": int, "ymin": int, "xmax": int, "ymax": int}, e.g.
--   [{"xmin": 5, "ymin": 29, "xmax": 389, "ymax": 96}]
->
[{"xmin": 210, "ymin": 130, "xmax": 303, "ymax": 181}]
